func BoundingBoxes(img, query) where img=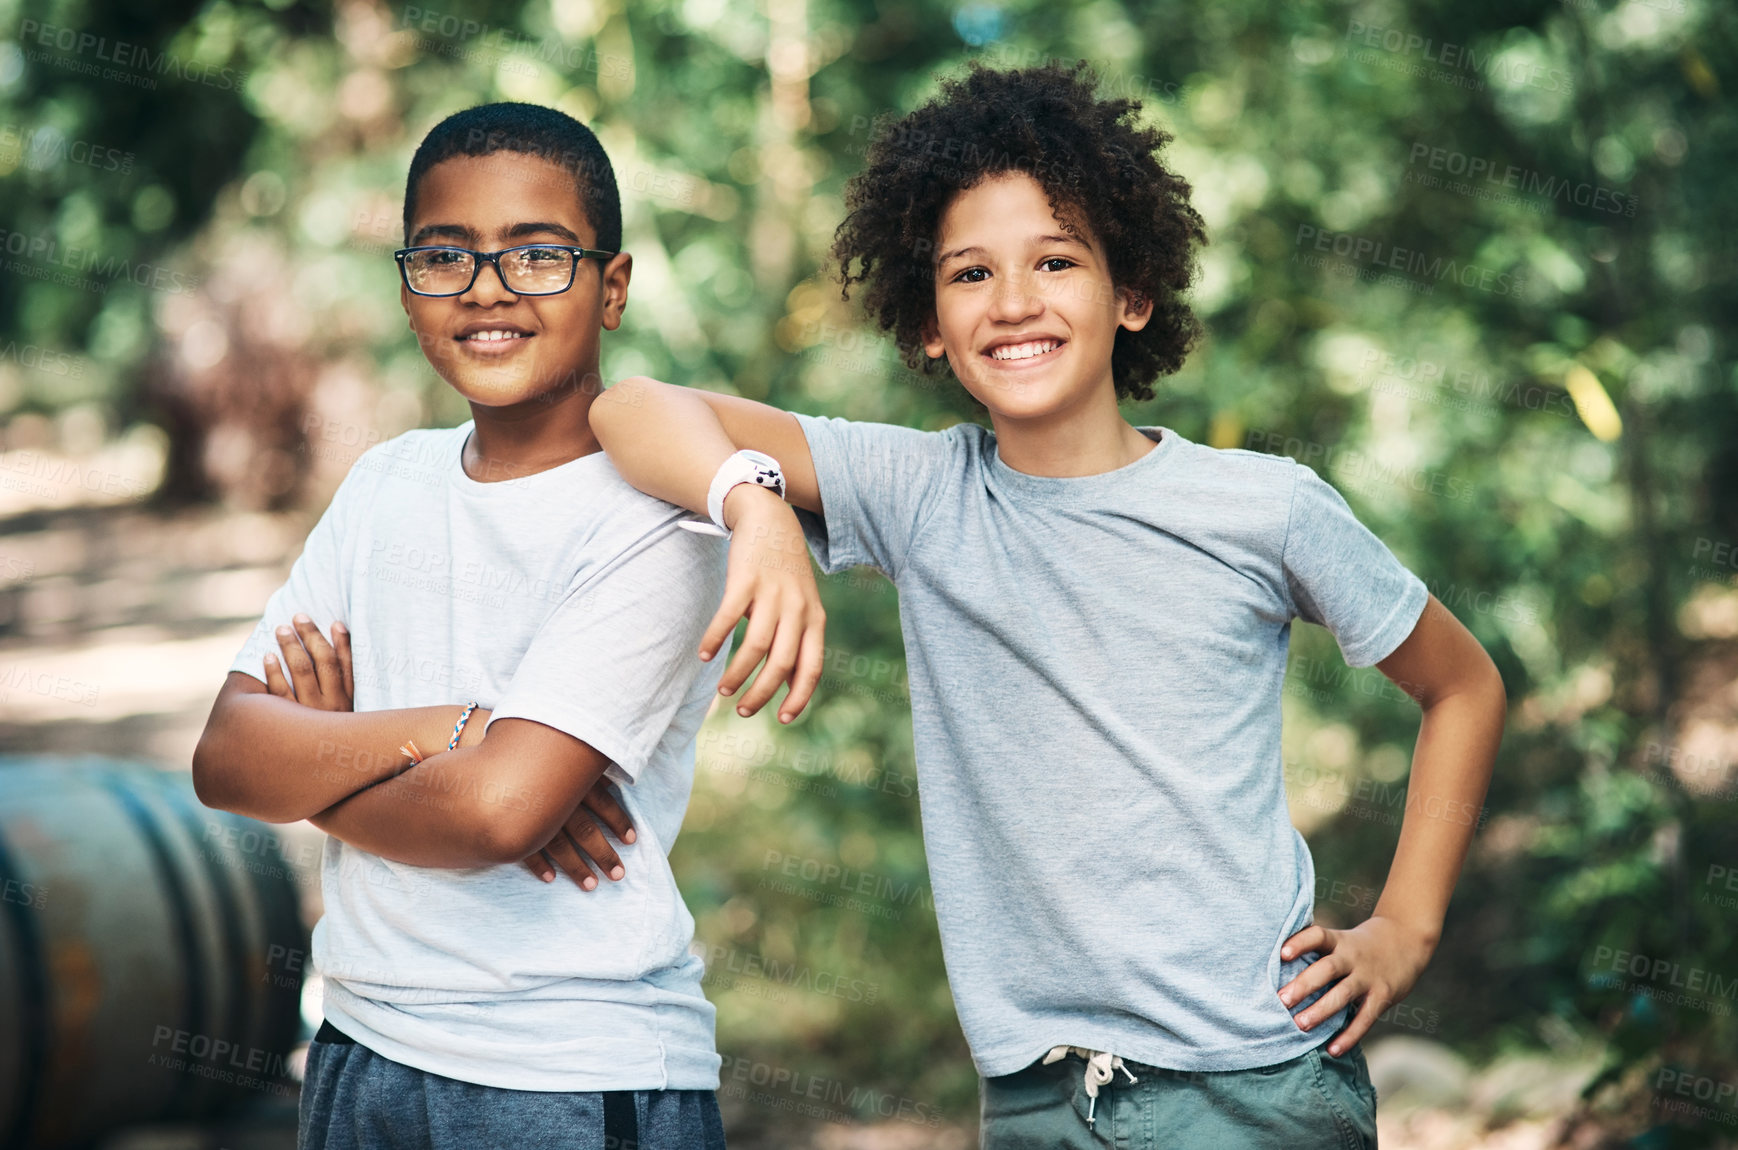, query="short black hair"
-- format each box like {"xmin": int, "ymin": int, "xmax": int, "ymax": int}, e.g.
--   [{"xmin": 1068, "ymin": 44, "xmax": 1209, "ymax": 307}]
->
[
  {"xmin": 831, "ymin": 62, "xmax": 1207, "ymax": 402},
  {"xmin": 402, "ymin": 102, "xmax": 621, "ymax": 252}
]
